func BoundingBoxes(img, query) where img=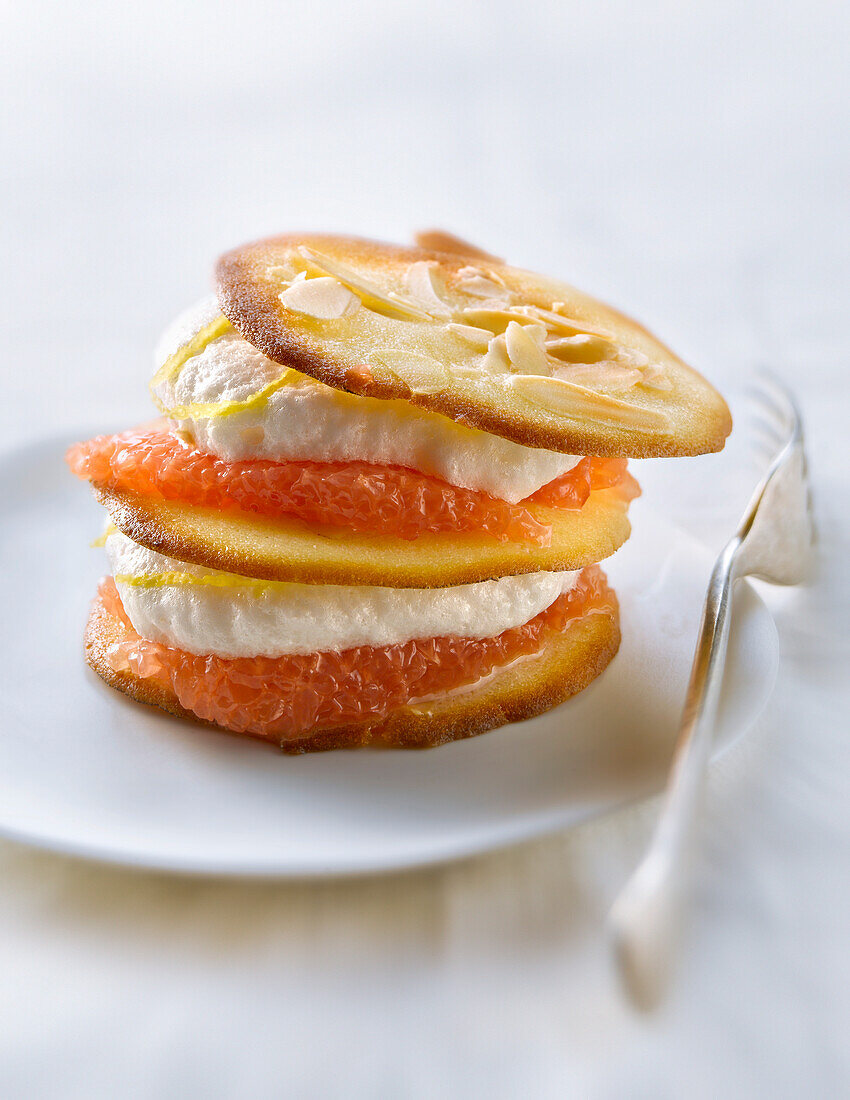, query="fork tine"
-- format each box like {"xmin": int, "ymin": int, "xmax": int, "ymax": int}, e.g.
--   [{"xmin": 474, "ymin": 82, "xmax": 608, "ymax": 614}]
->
[
  {"xmin": 749, "ymin": 366, "xmax": 793, "ymax": 395},
  {"xmin": 749, "ymin": 428, "xmax": 786, "ymax": 465},
  {"xmin": 748, "ymin": 408, "xmax": 784, "ymax": 438},
  {"xmin": 750, "ymin": 371, "xmax": 803, "ymax": 429},
  {"xmin": 749, "ymin": 411, "xmax": 788, "ymax": 448},
  {"xmin": 745, "ymin": 382, "xmax": 792, "ymax": 429}
]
